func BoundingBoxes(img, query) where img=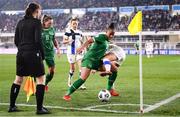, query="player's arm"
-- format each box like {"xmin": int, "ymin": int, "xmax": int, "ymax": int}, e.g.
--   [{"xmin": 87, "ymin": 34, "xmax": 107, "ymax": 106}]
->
[
  {"xmin": 76, "ymin": 36, "xmax": 94, "ymax": 54},
  {"xmin": 63, "ymin": 32, "xmax": 72, "ymax": 44},
  {"xmin": 53, "ymin": 36, "xmax": 61, "ymax": 57},
  {"xmin": 14, "ymin": 22, "xmax": 20, "ymax": 47},
  {"xmin": 63, "ymin": 37, "xmax": 70, "ymax": 44}
]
